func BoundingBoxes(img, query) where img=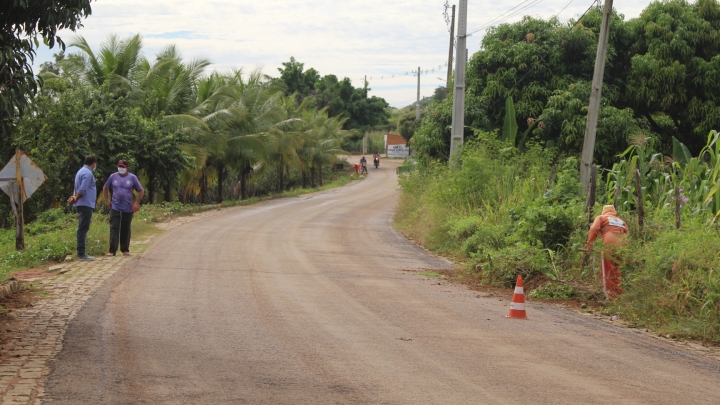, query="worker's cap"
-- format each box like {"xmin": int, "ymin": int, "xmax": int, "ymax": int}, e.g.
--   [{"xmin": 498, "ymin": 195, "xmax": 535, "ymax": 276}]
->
[{"xmin": 117, "ymin": 160, "xmax": 129, "ymax": 168}]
